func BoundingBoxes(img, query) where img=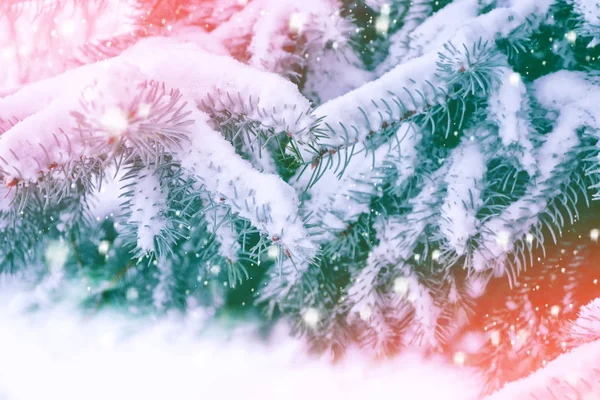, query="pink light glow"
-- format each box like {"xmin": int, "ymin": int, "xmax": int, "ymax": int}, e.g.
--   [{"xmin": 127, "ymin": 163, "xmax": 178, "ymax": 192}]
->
[{"xmin": 0, "ymin": 0, "xmax": 141, "ymax": 92}]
